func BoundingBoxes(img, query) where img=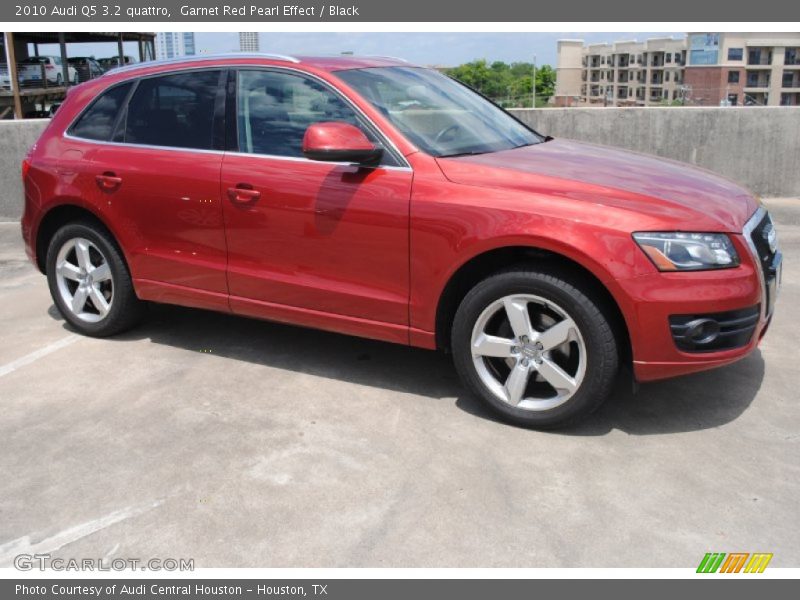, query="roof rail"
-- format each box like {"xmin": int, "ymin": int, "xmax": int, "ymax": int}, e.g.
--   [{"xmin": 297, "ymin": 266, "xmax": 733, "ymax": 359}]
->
[
  {"xmin": 364, "ymin": 55, "xmax": 409, "ymax": 63},
  {"xmin": 102, "ymin": 52, "xmax": 300, "ymax": 77}
]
